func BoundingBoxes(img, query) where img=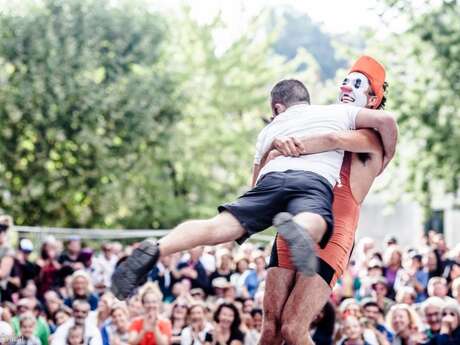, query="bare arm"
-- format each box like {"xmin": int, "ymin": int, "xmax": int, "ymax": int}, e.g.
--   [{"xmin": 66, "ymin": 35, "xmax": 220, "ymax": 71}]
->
[
  {"xmin": 355, "ymin": 108, "xmax": 398, "ymax": 170},
  {"xmin": 0, "ymin": 256, "xmax": 14, "ymax": 279},
  {"xmin": 270, "ymin": 129, "xmax": 383, "ymax": 156}
]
